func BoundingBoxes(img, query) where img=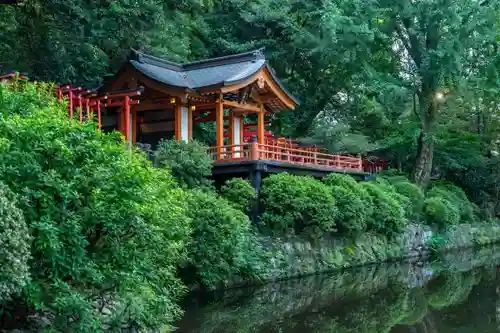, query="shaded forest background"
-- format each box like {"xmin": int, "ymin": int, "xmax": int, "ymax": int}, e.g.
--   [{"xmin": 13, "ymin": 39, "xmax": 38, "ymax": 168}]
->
[{"xmin": 2, "ymin": 0, "xmax": 500, "ymax": 213}]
